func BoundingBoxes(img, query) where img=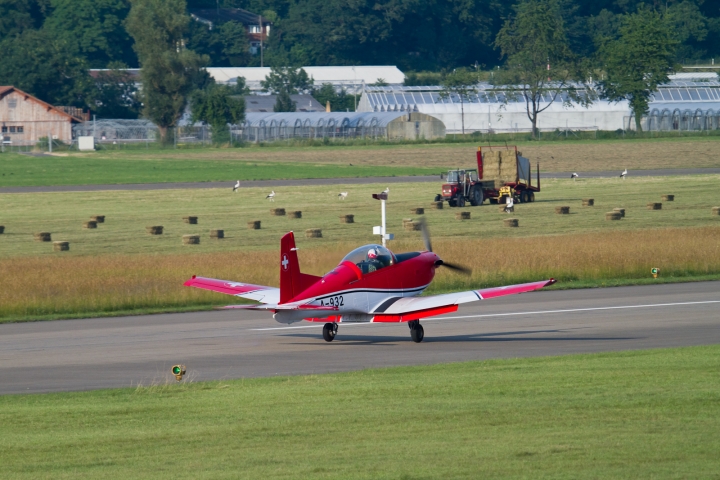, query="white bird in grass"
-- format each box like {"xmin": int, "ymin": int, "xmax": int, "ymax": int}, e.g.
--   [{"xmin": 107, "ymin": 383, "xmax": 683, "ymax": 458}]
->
[
  {"xmin": 266, "ymin": 190, "xmax": 276, "ymax": 201},
  {"xmin": 504, "ymin": 196, "xmax": 514, "ymax": 213},
  {"xmin": 571, "ymin": 173, "xmax": 579, "ymax": 180},
  {"xmin": 338, "ymin": 192, "xmax": 348, "ymax": 200},
  {"xmin": 620, "ymin": 168, "xmax": 627, "ymax": 179},
  {"xmin": 232, "ymin": 180, "xmax": 240, "ymax": 192}
]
